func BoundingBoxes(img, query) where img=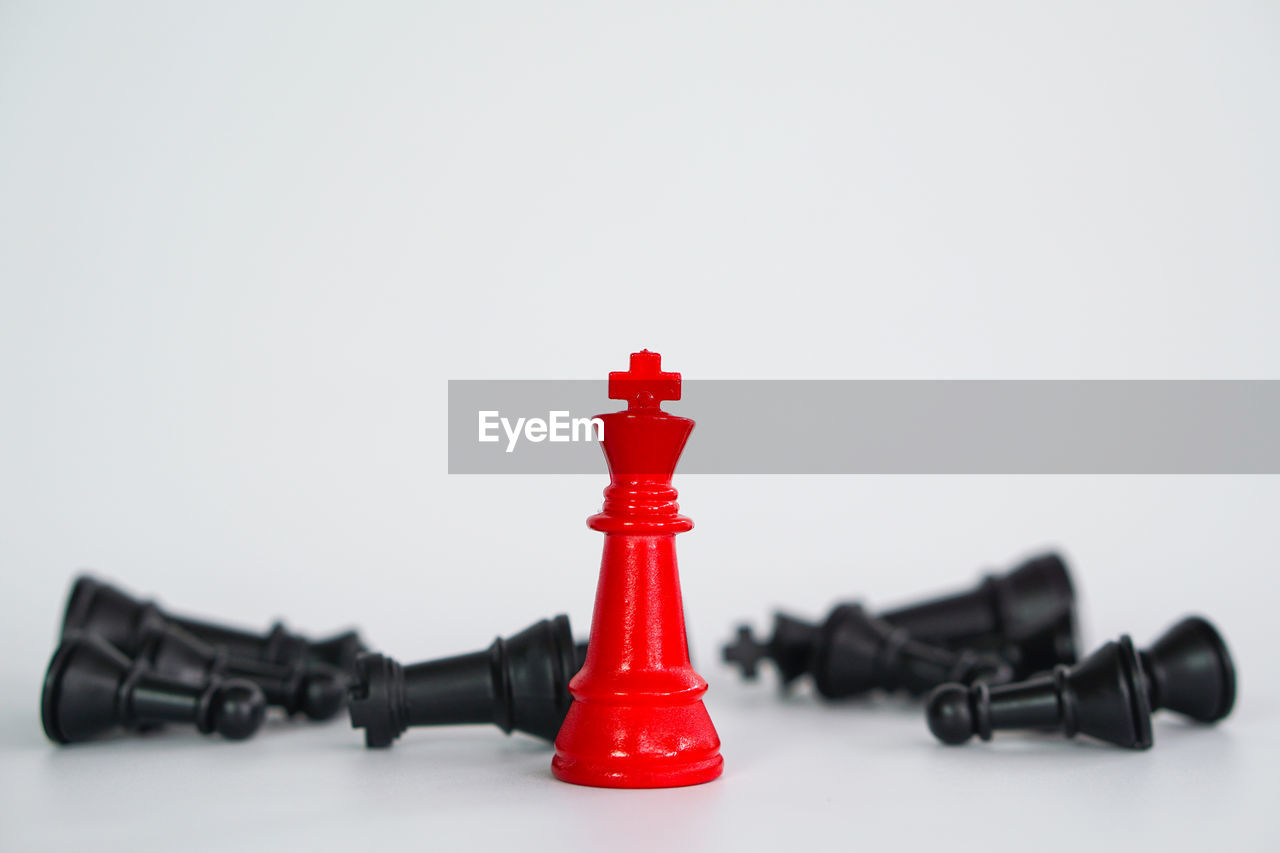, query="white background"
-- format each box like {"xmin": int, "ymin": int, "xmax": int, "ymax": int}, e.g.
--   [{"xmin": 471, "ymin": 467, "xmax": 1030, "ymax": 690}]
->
[{"xmin": 1, "ymin": 2, "xmax": 1277, "ymax": 851}]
